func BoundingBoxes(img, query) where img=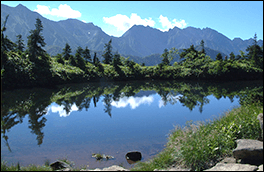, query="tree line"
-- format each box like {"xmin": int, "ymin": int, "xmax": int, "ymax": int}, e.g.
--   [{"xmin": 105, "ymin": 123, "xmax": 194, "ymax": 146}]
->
[{"xmin": 1, "ymin": 16, "xmax": 263, "ymax": 90}]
